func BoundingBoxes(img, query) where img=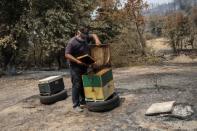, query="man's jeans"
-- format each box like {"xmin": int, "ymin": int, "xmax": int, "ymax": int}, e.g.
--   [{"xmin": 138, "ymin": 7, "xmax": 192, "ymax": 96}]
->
[{"xmin": 70, "ymin": 65, "xmax": 87, "ymax": 108}]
